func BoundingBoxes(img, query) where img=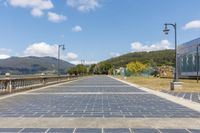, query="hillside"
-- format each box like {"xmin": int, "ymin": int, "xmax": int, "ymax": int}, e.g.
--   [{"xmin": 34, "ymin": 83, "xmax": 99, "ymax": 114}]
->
[
  {"xmin": 101, "ymin": 49, "xmax": 175, "ymax": 67},
  {"xmin": 0, "ymin": 56, "xmax": 74, "ymax": 75}
]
